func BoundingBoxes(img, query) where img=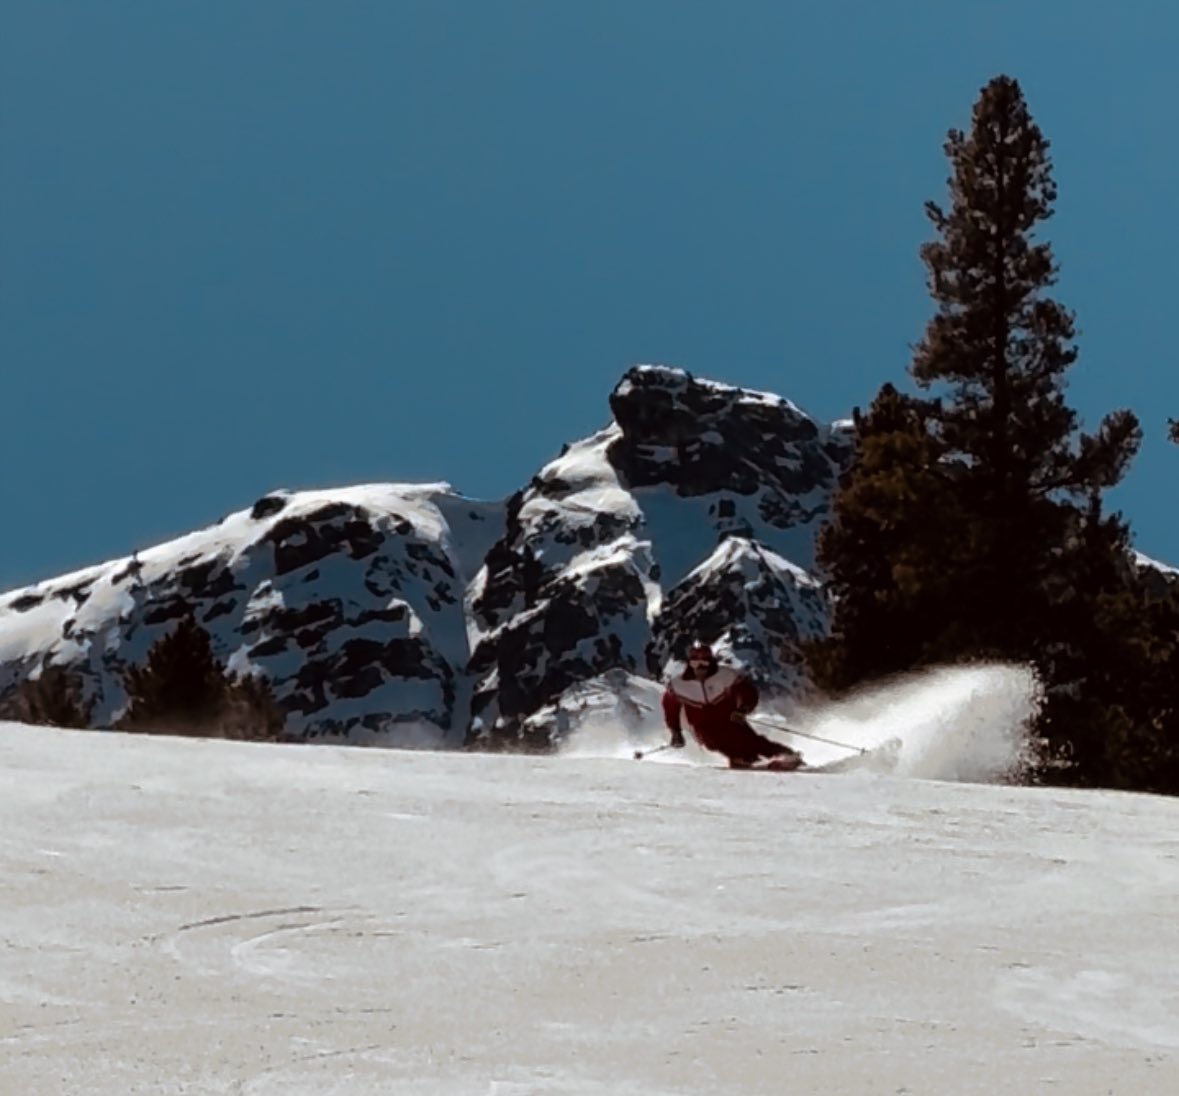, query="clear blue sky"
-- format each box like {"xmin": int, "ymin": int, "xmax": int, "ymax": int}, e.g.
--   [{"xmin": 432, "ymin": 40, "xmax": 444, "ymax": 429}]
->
[{"xmin": 3, "ymin": 1, "xmax": 1177, "ymax": 589}]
